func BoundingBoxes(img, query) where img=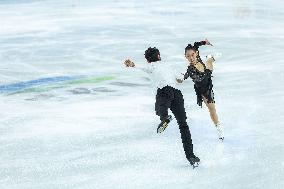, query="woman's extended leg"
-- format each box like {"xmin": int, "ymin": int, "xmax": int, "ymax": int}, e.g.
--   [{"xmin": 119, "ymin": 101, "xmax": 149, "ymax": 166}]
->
[
  {"xmin": 202, "ymin": 96, "xmax": 219, "ymax": 125},
  {"xmin": 202, "ymin": 96, "xmax": 224, "ymax": 140}
]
